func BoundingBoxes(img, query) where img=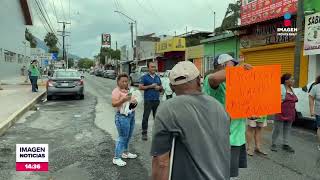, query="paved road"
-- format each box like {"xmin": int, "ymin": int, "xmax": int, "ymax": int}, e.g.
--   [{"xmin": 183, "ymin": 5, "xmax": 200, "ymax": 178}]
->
[{"xmin": 0, "ymin": 74, "xmax": 320, "ymax": 180}]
